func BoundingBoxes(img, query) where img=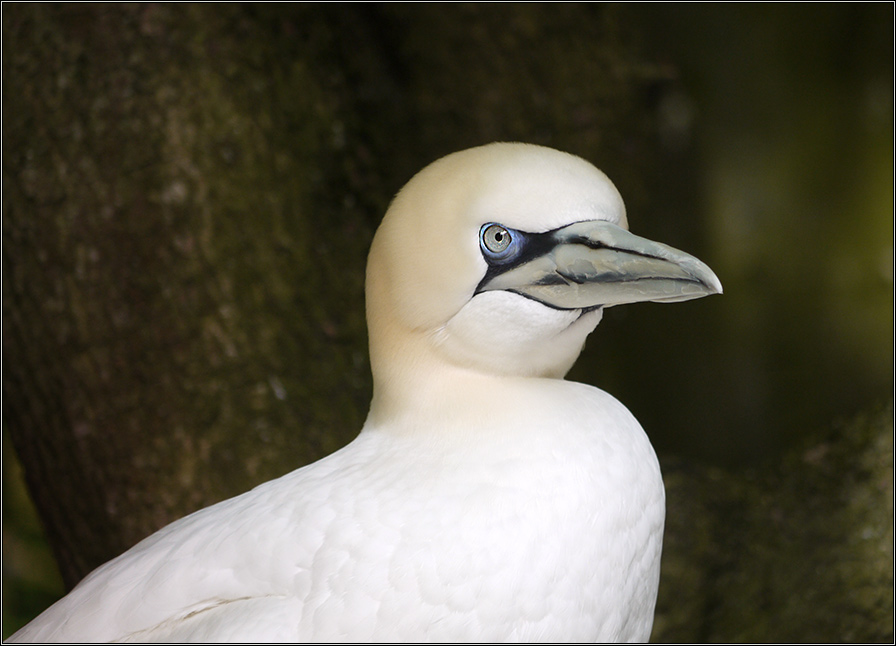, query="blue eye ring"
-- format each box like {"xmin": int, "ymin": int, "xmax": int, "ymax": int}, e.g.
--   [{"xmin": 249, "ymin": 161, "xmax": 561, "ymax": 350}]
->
[{"xmin": 480, "ymin": 223, "xmax": 523, "ymax": 263}]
